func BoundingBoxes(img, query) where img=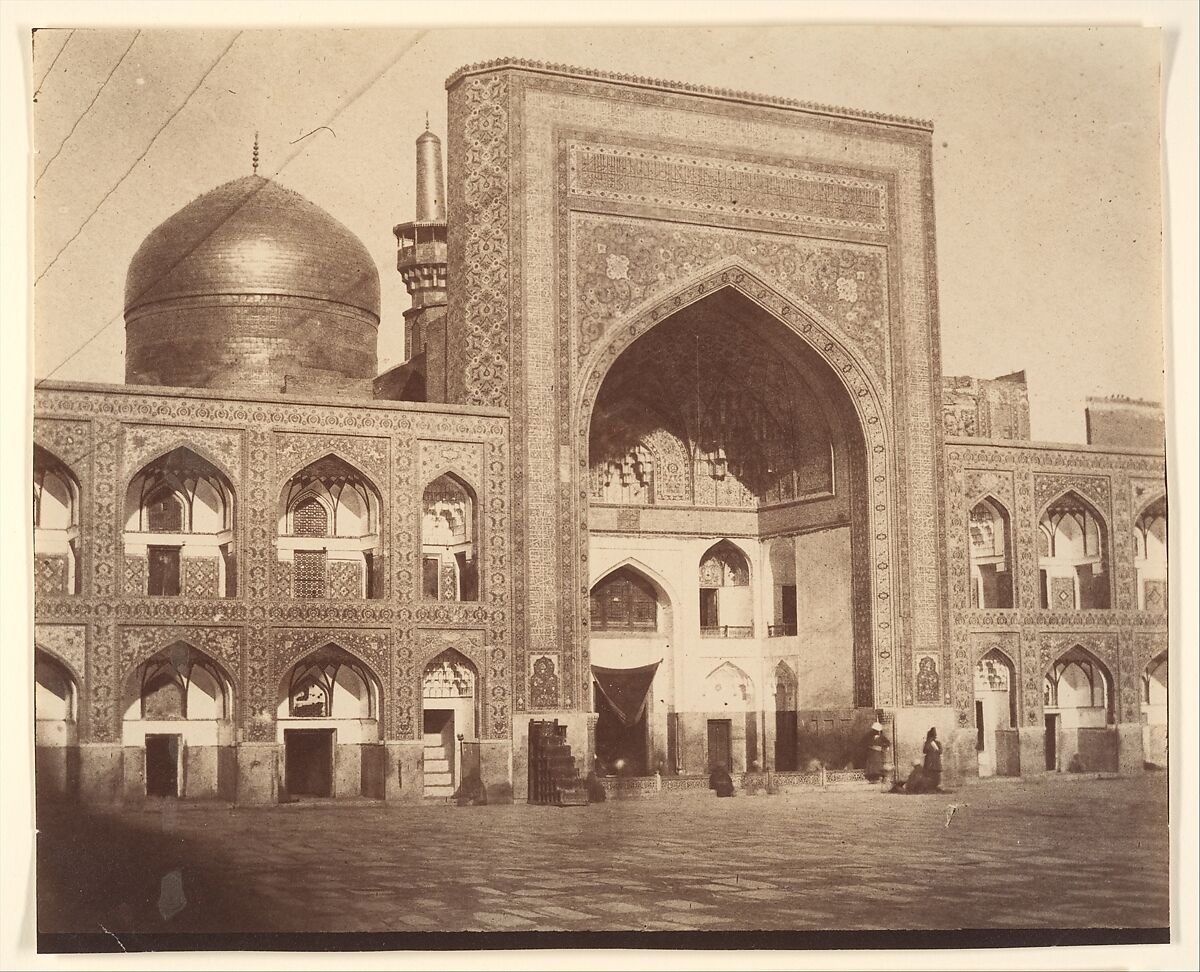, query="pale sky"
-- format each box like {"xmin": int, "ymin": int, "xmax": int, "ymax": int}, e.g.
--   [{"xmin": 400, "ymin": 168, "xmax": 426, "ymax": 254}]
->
[{"xmin": 30, "ymin": 25, "xmax": 1164, "ymax": 443}]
